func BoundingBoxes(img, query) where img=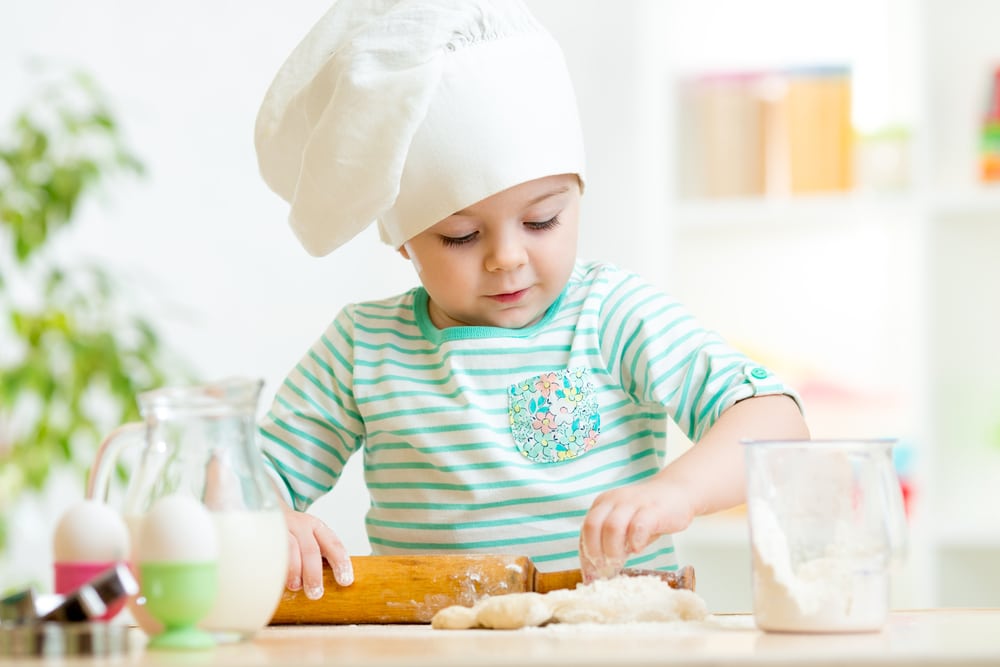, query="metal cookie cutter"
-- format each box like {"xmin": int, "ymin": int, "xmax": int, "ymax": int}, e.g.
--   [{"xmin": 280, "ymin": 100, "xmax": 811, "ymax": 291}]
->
[
  {"xmin": 0, "ymin": 622, "xmax": 132, "ymax": 658},
  {"xmin": 0, "ymin": 562, "xmax": 138, "ymax": 657}
]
